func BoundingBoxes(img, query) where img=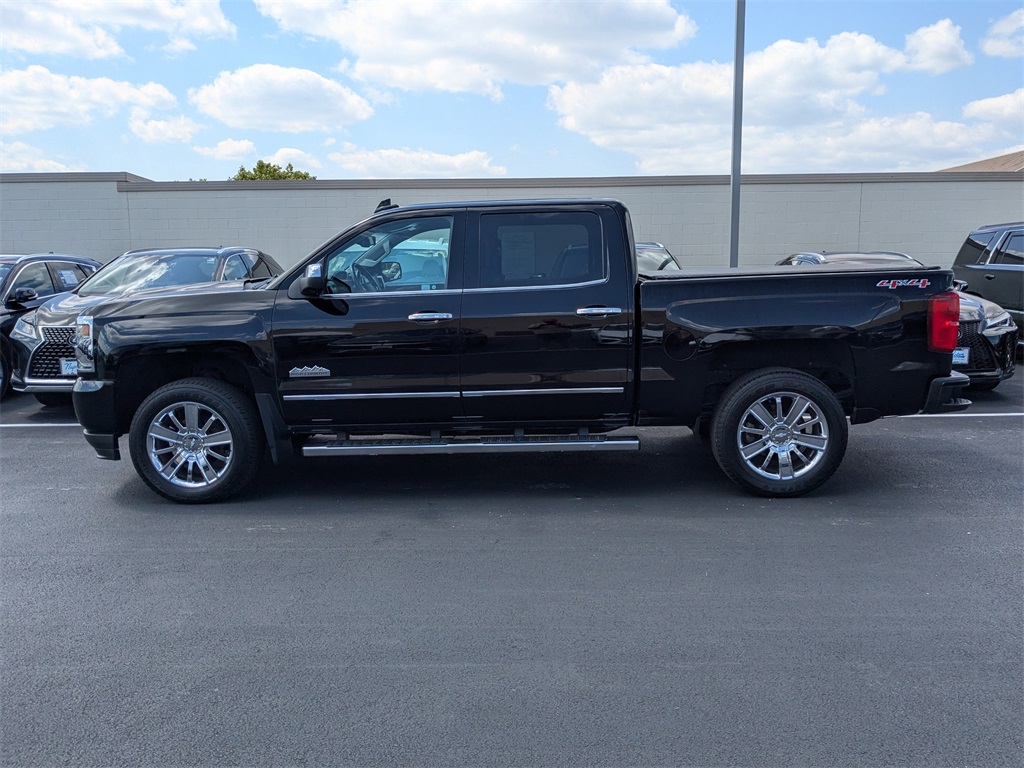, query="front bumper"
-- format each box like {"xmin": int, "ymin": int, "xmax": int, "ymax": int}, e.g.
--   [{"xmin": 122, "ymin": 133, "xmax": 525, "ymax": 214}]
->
[
  {"xmin": 12, "ymin": 374, "xmax": 76, "ymax": 393},
  {"xmin": 922, "ymin": 371, "xmax": 971, "ymax": 414},
  {"xmin": 73, "ymin": 378, "xmax": 121, "ymax": 461}
]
